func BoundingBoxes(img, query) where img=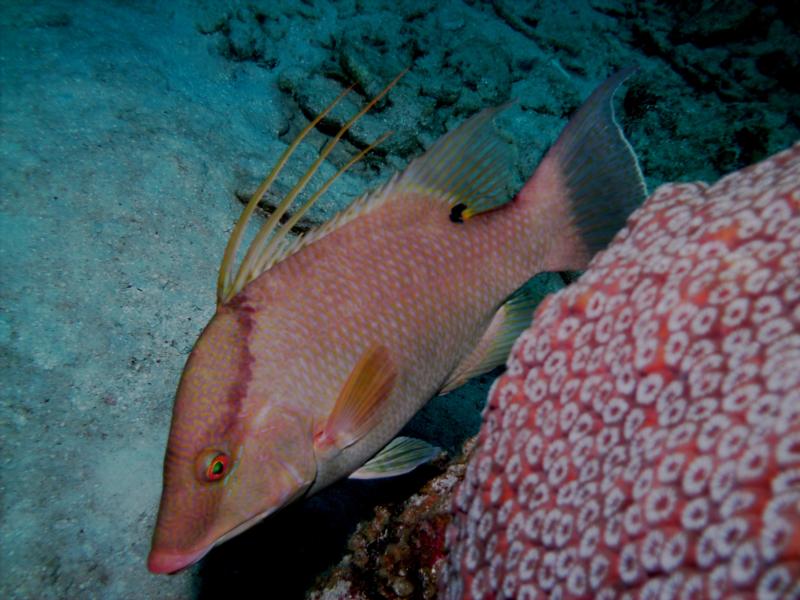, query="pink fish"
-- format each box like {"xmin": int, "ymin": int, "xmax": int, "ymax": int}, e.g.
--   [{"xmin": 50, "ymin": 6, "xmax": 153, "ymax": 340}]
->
[
  {"xmin": 443, "ymin": 143, "xmax": 800, "ymax": 598},
  {"xmin": 147, "ymin": 70, "xmax": 645, "ymax": 574}
]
